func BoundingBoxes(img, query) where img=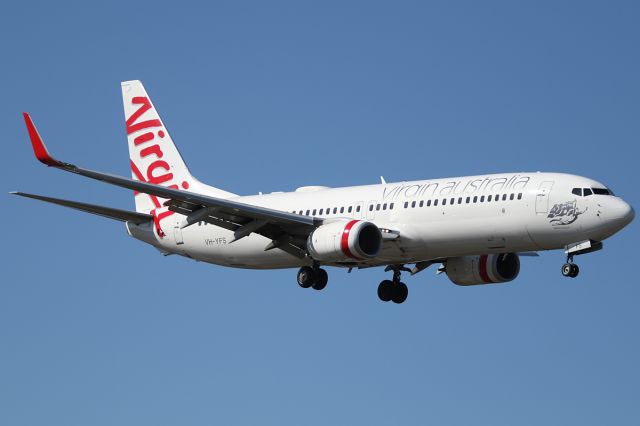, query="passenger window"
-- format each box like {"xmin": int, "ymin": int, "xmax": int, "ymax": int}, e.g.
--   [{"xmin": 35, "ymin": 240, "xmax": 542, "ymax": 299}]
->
[
  {"xmin": 466, "ymin": 197, "xmax": 470, "ymax": 203},
  {"xmin": 572, "ymin": 188, "xmax": 582, "ymax": 196},
  {"xmin": 480, "ymin": 196, "xmax": 485, "ymax": 202},
  {"xmin": 473, "ymin": 196, "xmax": 478, "ymax": 203},
  {"xmin": 458, "ymin": 197, "xmax": 462, "ymax": 204},
  {"xmin": 488, "ymin": 195, "xmax": 492, "ymax": 202},
  {"xmin": 404, "ymin": 202, "xmax": 408, "ymax": 208},
  {"xmin": 390, "ymin": 203, "xmax": 394, "ymax": 210},
  {"xmin": 369, "ymin": 204, "xmax": 373, "ymax": 211},
  {"xmin": 376, "ymin": 204, "xmax": 381, "ymax": 211},
  {"xmin": 319, "ymin": 209, "xmax": 323, "ymax": 215},
  {"xmin": 510, "ymin": 193, "xmax": 515, "ymax": 200},
  {"xmin": 356, "ymin": 205, "xmax": 361, "ymax": 212},
  {"xmin": 427, "ymin": 200, "xmax": 432, "ymax": 207},
  {"xmin": 450, "ymin": 198, "xmax": 455, "ymax": 205},
  {"xmin": 298, "ymin": 210, "xmax": 303, "ymax": 215},
  {"xmin": 584, "ymin": 188, "xmax": 593, "ymax": 196},
  {"xmin": 443, "ymin": 199, "xmax": 447, "ymax": 205},
  {"xmin": 382, "ymin": 203, "xmax": 387, "ymax": 210},
  {"xmin": 411, "ymin": 201, "xmax": 416, "ymax": 208},
  {"xmin": 495, "ymin": 195, "xmax": 499, "ymax": 202},
  {"xmin": 348, "ymin": 206, "xmax": 353, "ymax": 213},
  {"xmin": 305, "ymin": 210, "xmax": 310, "ymax": 215},
  {"xmin": 517, "ymin": 193, "xmax": 522, "ymax": 200},
  {"xmin": 332, "ymin": 207, "xmax": 337, "ymax": 214},
  {"xmin": 312, "ymin": 209, "xmax": 317, "ymax": 215},
  {"xmin": 502, "ymin": 194, "xmax": 507, "ymax": 201},
  {"xmin": 419, "ymin": 200, "xmax": 424, "ymax": 207},
  {"xmin": 340, "ymin": 207, "xmax": 344, "ymax": 213}
]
